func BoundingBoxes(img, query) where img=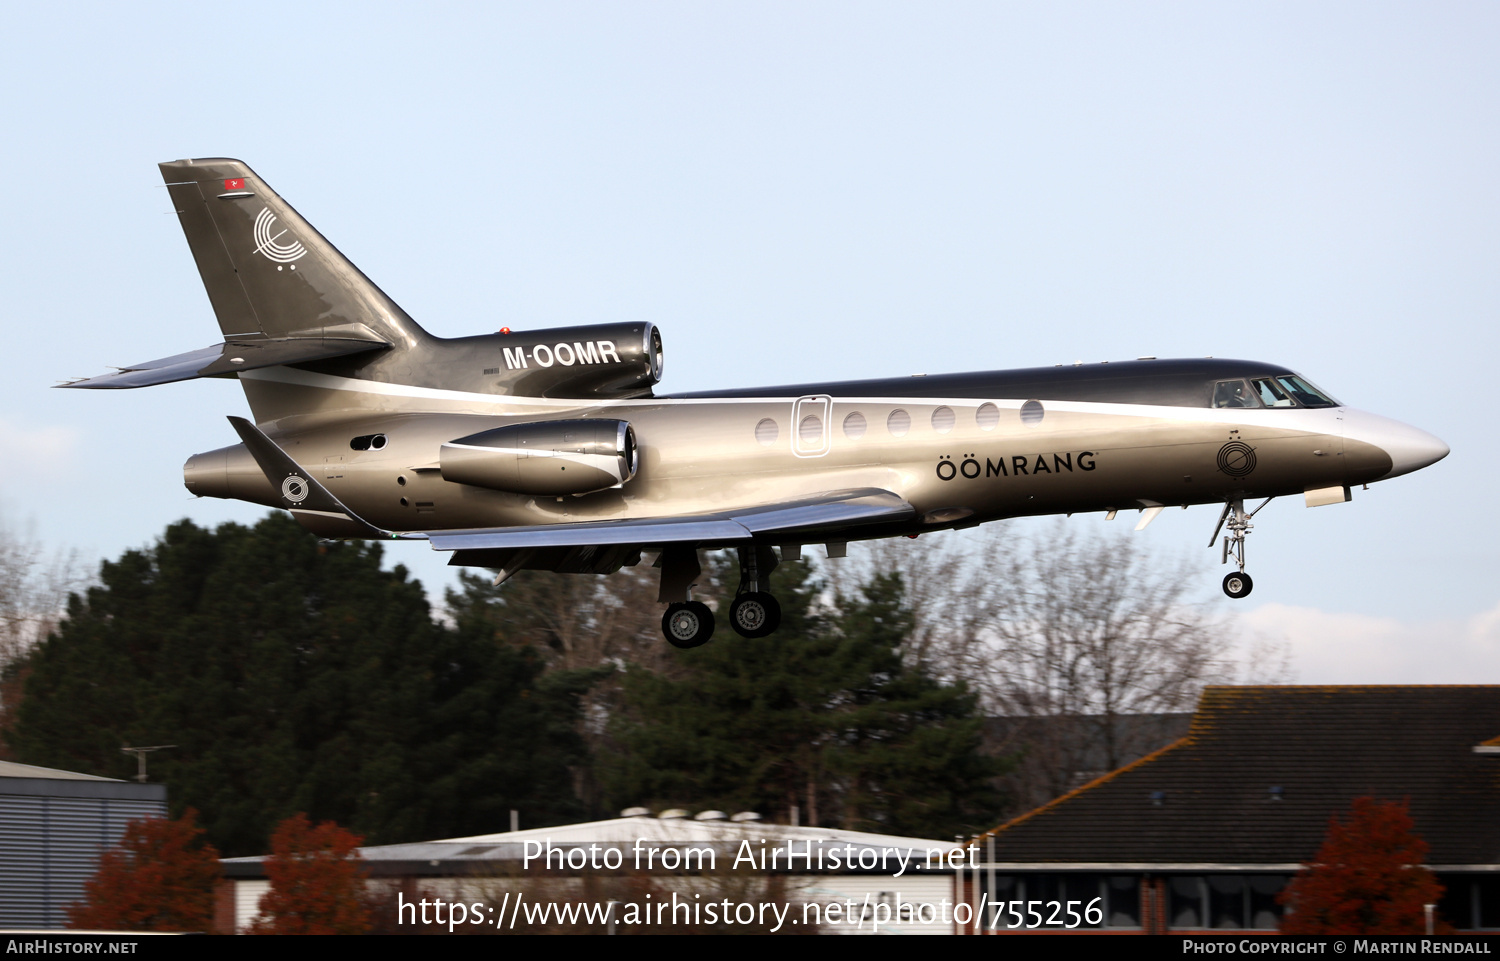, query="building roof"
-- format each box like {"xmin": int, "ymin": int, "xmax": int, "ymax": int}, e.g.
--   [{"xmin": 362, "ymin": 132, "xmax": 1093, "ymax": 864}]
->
[
  {"xmin": 223, "ymin": 815, "xmax": 963, "ymax": 878},
  {"xmin": 977, "ymin": 686, "xmax": 1500, "ymax": 868},
  {"xmin": 0, "ymin": 760, "xmax": 122, "ymax": 781}
]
